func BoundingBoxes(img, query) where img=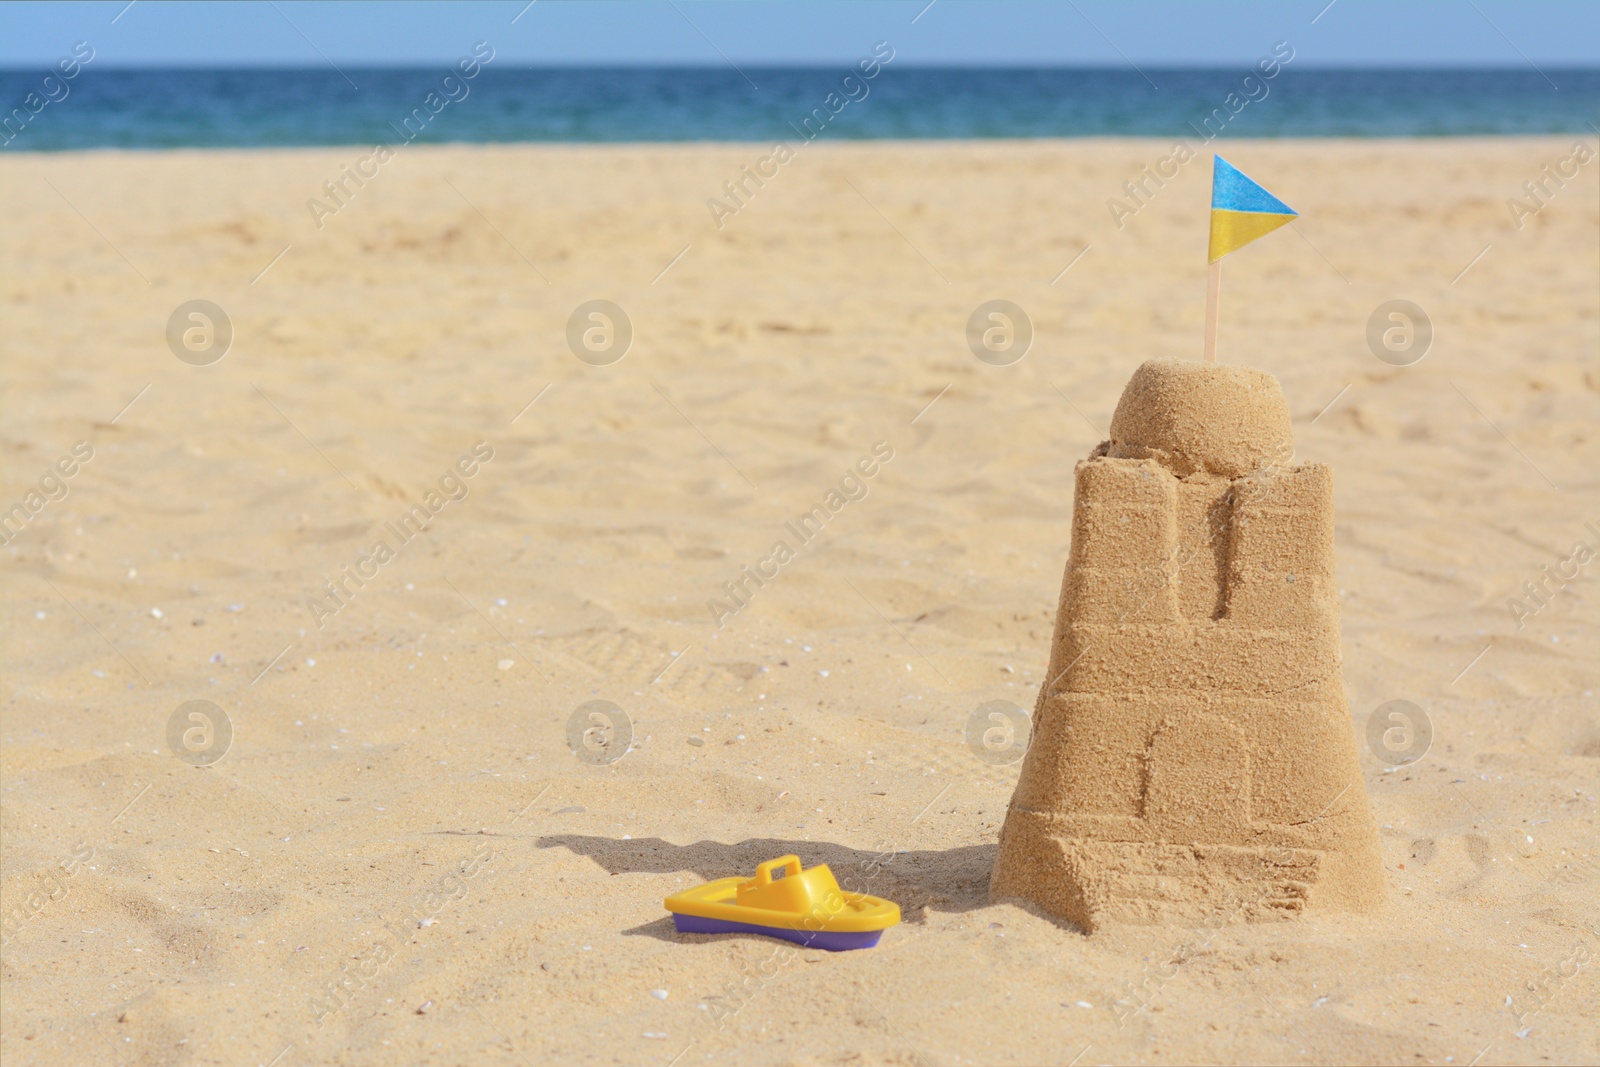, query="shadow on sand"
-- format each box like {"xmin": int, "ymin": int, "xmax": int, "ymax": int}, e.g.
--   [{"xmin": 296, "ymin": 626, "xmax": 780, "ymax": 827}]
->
[{"xmin": 539, "ymin": 834, "xmax": 999, "ymax": 941}]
